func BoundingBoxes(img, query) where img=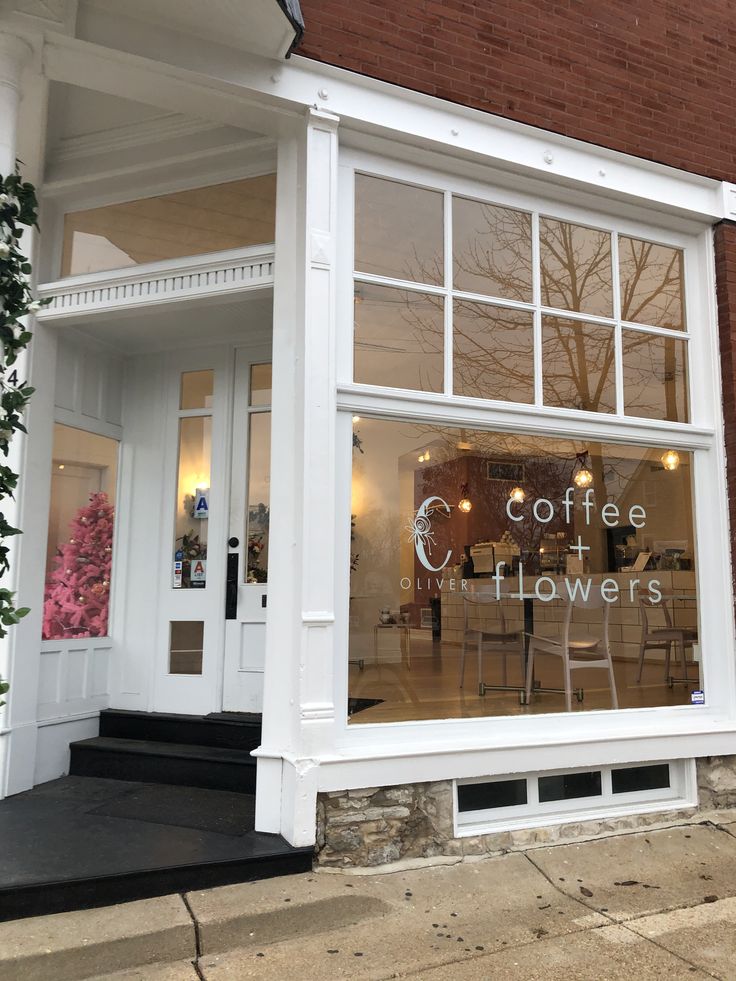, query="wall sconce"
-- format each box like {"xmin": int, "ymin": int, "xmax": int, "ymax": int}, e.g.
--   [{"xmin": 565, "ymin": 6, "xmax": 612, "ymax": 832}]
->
[
  {"xmin": 509, "ymin": 486, "xmax": 526, "ymax": 504},
  {"xmin": 418, "ymin": 450, "xmax": 431, "ymax": 463},
  {"xmin": 573, "ymin": 450, "xmax": 593, "ymax": 489},
  {"xmin": 661, "ymin": 449, "xmax": 680, "ymax": 471},
  {"xmin": 458, "ymin": 482, "xmax": 472, "ymax": 513}
]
